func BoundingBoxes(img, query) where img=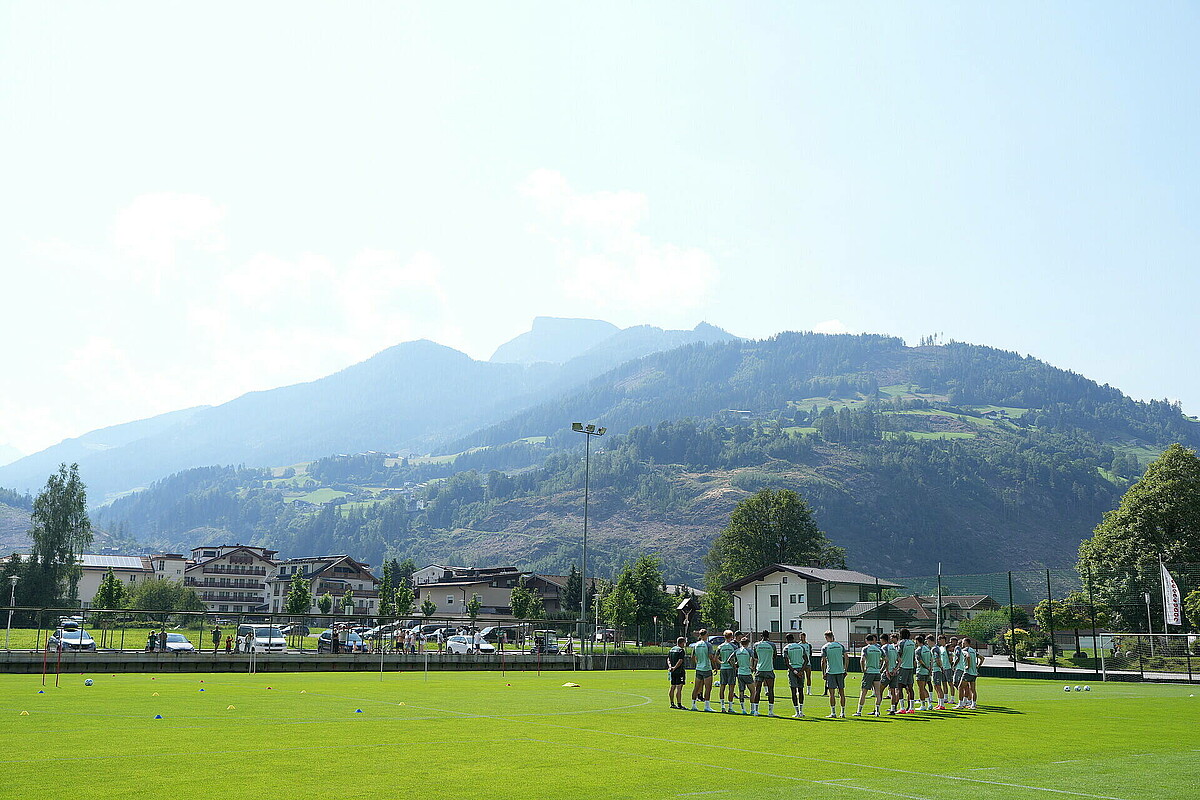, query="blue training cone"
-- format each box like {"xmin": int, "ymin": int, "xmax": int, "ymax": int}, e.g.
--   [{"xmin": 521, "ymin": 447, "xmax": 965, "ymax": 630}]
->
[
  {"xmin": 154, "ymin": 715, "xmax": 163, "ymax": 719},
  {"xmin": 355, "ymin": 709, "xmax": 363, "ymax": 713},
  {"xmin": 37, "ymin": 690, "xmax": 44, "ymax": 694}
]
